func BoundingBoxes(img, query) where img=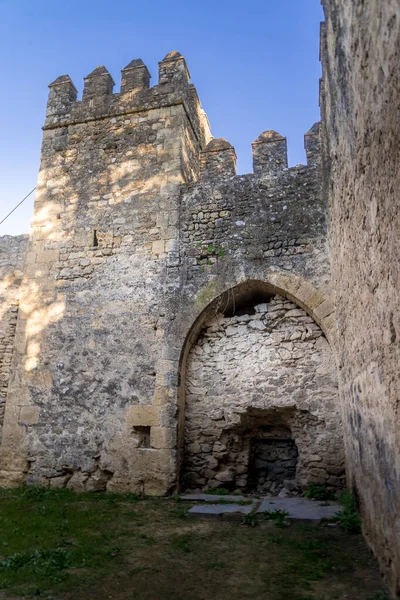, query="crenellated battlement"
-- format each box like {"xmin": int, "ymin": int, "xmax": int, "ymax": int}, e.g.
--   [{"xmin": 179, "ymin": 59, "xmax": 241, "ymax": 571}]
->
[
  {"xmin": 121, "ymin": 59, "xmax": 151, "ymax": 95},
  {"xmin": 200, "ymin": 138, "xmax": 237, "ymax": 180},
  {"xmin": 197, "ymin": 124, "xmax": 321, "ymax": 181},
  {"xmin": 304, "ymin": 122, "xmax": 321, "ymax": 167},
  {"xmin": 252, "ymin": 130, "xmax": 288, "ymax": 176},
  {"xmin": 45, "ymin": 52, "xmax": 210, "ymax": 145},
  {"xmin": 44, "ymin": 52, "xmax": 321, "ymax": 184}
]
